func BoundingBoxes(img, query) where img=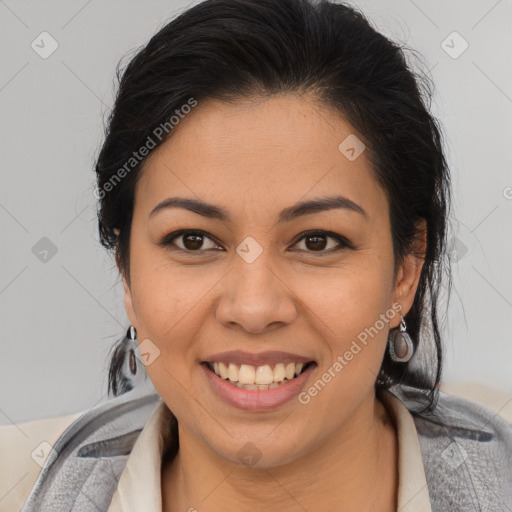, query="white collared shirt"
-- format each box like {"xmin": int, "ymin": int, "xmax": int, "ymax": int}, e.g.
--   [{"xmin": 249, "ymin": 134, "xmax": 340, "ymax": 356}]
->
[{"xmin": 107, "ymin": 391, "xmax": 432, "ymax": 512}]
